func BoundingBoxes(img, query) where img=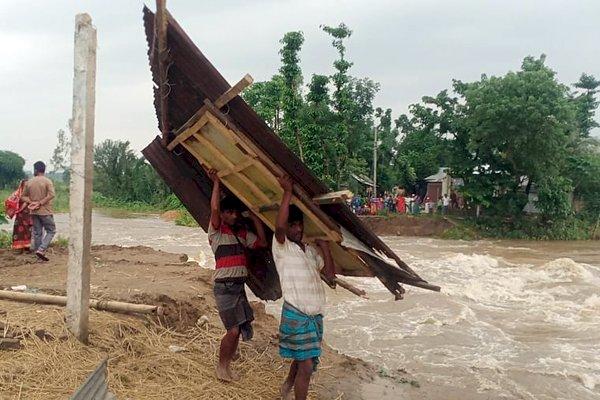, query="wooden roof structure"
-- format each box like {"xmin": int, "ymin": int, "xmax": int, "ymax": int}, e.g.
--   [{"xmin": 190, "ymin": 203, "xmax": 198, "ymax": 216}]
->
[{"xmin": 141, "ymin": 5, "xmax": 439, "ymax": 300}]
